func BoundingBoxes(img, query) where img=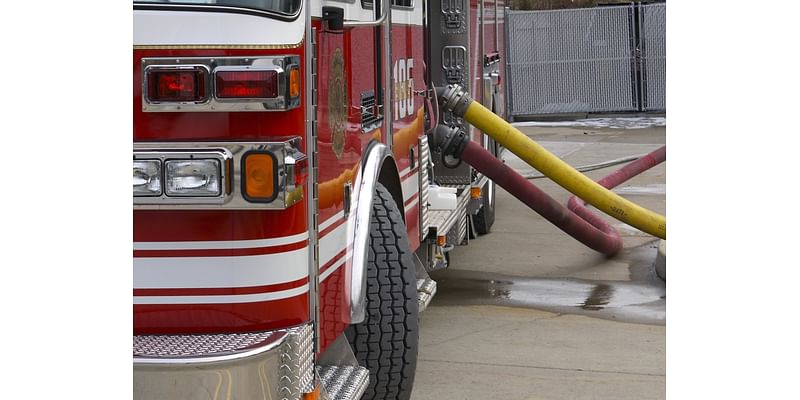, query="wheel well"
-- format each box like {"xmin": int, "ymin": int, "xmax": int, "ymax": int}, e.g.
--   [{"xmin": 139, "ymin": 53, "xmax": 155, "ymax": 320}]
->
[{"xmin": 378, "ymin": 158, "xmax": 405, "ymax": 223}]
